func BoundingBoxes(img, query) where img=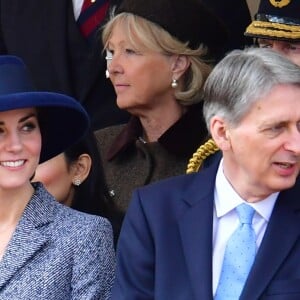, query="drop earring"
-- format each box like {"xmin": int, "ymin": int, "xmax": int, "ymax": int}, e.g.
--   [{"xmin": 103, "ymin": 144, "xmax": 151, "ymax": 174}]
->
[
  {"xmin": 171, "ymin": 79, "xmax": 178, "ymax": 88},
  {"xmin": 73, "ymin": 178, "xmax": 81, "ymax": 186},
  {"xmin": 105, "ymin": 69, "xmax": 110, "ymax": 78}
]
